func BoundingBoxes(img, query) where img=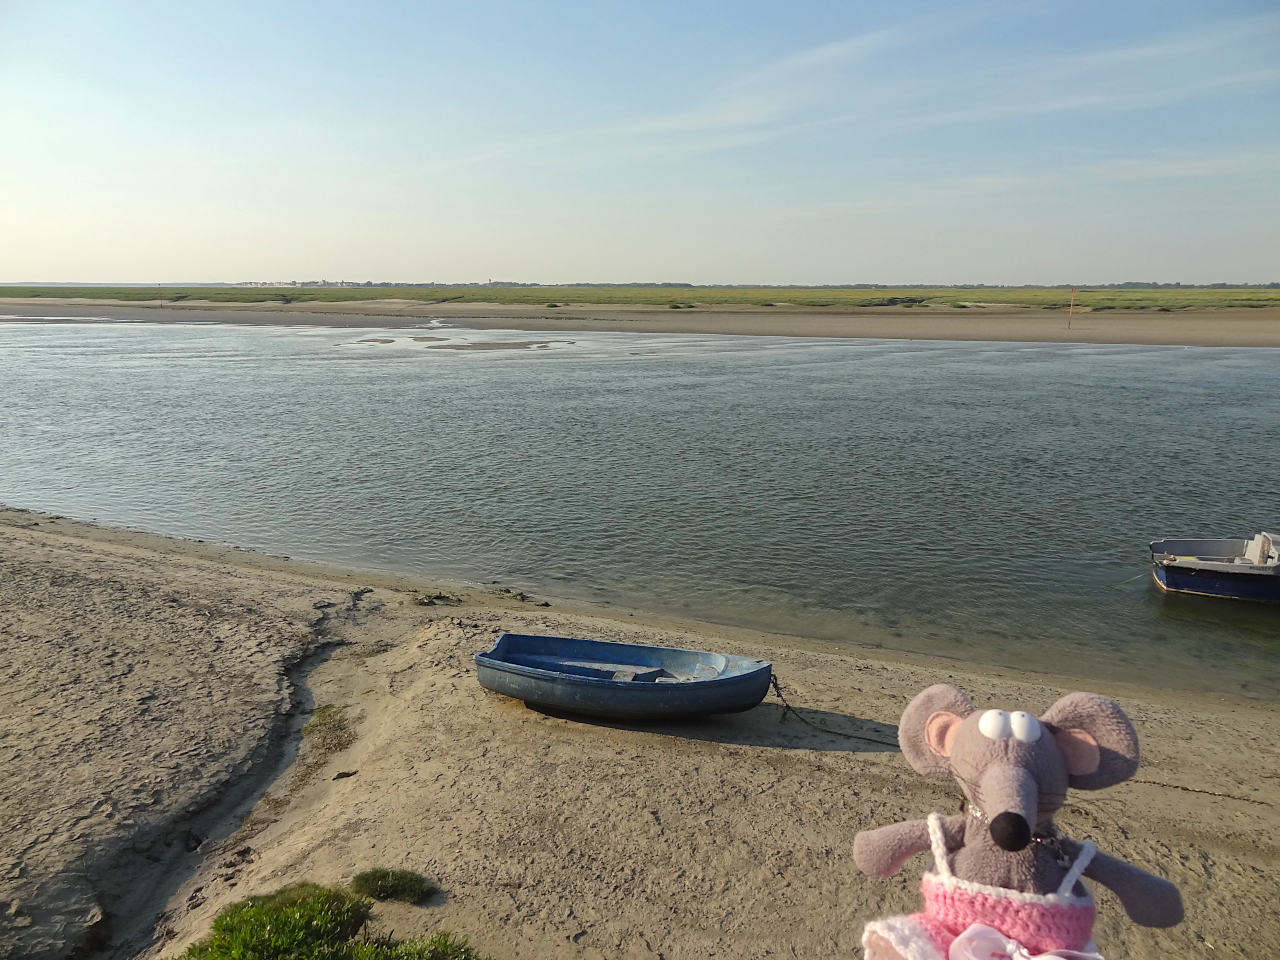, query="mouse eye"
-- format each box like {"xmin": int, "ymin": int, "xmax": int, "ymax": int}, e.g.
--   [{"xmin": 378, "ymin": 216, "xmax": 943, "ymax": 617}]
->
[
  {"xmin": 1010, "ymin": 711, "xmax": 1042, "ymax": 743},
  {"xmin": 978, "ymin": 709, "xmax": 1012, "ymax": 740}
]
